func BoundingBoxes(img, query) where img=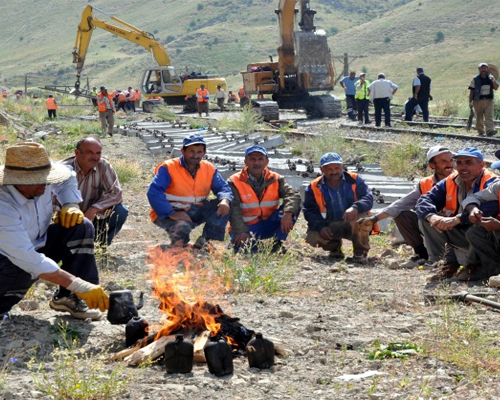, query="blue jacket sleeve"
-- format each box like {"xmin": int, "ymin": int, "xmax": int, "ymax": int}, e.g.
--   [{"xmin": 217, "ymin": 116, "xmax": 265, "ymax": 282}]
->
[
  {"xmin": 415, "ymin": 180, "xmax": 446, "ymax": 219},
  {"xmin": 353, "ymin": 176, "xmax": 373, "ymax": 213},
  {"xmin": 147, "ymin": 165, "xmax": 174, "ymax": 219},
  {"xmin": 211, "ymin": 169, "xmax": 233, "ymax": 202},
  {"xmin": 302, "ymin": 185, "xmax": 328, "ymax": 231}
]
